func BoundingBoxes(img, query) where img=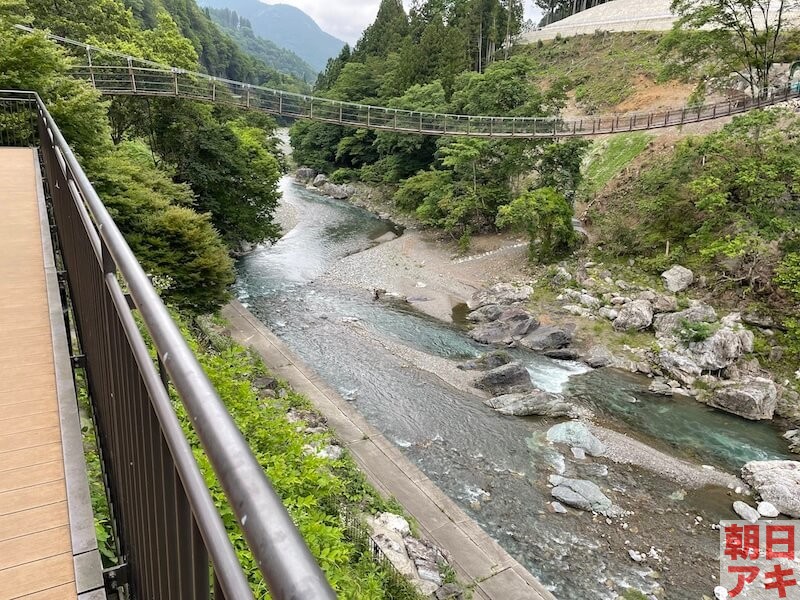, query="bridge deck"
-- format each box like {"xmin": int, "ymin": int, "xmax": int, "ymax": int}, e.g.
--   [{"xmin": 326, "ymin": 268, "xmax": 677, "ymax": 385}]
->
[{"xmin": 0, "ymin": 148, "xmax": 78, "ymax": 600}]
